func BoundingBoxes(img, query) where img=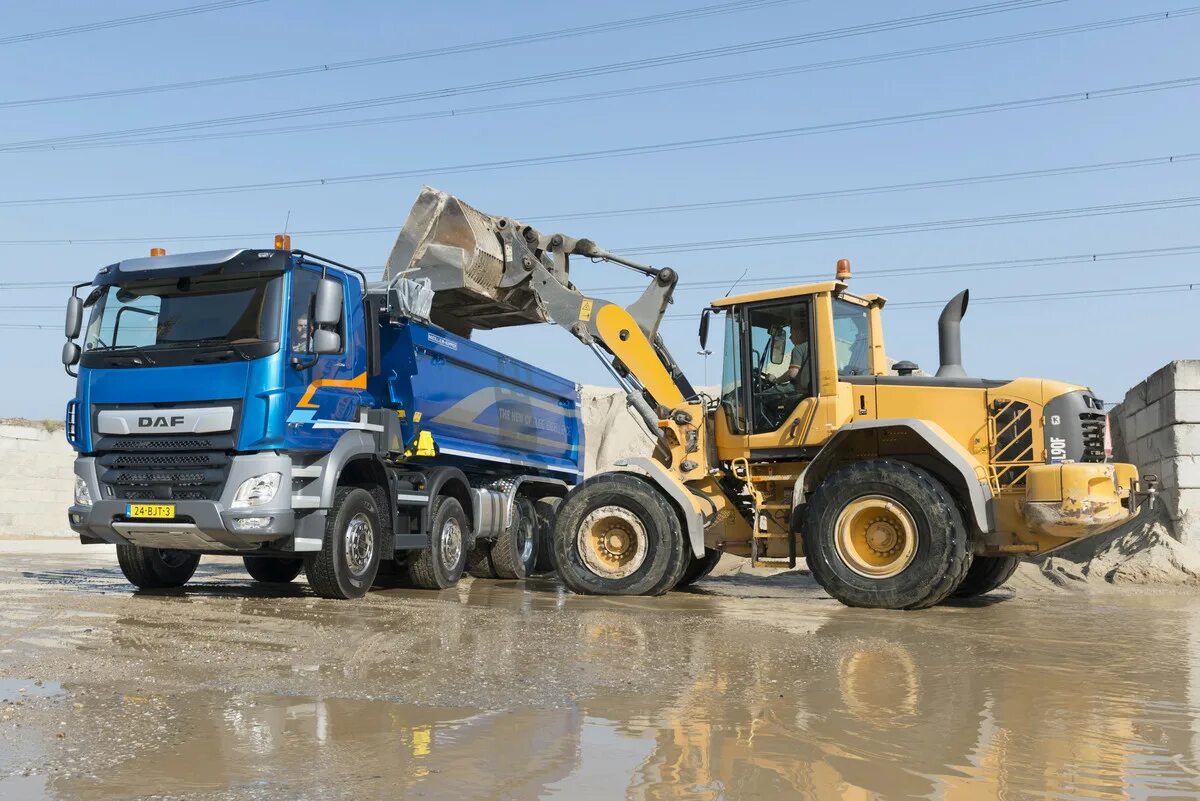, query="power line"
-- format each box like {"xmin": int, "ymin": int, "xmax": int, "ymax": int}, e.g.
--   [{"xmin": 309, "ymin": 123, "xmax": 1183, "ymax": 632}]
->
[
  {"xmin": 4, "ymin": 150, "xmax": 1197, "ymax": 246},
  {"xmin": 614, "ymin": 194, "xmax": 1200, "ymax": 255},
  {"xmin": 0, "ymin": 0, "xmax": 801, "ymax": 107},
  {"xmin": 0, "ymin": 0, "xmax": 268, "ymax": 46},
  {"xmin": 0, "ymin": 0, "xmax": 1069, "ymax": 150},
  {"xmin": 4, "ymin": 73, "xmax": 1199, "ymax": 208},
  {"xmin": 16, "ymin": 4, "xmax": 1191, "ymax": 153}
]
